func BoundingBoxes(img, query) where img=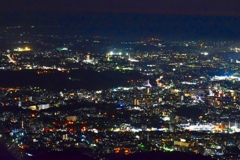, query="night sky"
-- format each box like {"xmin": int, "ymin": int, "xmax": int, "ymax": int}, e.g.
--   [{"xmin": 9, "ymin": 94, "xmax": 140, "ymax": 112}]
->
[{"xmin": 1, "ymin": 0, "xmax": 240, "ymax": 16}]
